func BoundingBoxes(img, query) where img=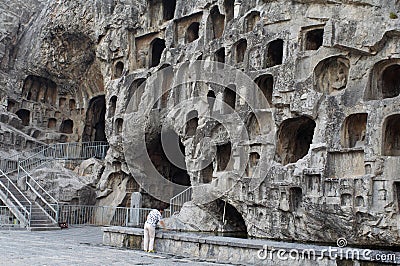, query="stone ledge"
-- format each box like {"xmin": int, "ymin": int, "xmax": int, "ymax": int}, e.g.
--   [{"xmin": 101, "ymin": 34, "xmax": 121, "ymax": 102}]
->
[{"xmin": 102, "ymin": 226, "xmax": 400, "ymax": 265}]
